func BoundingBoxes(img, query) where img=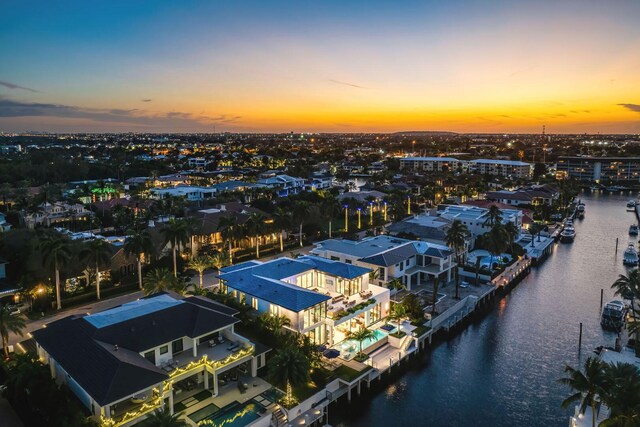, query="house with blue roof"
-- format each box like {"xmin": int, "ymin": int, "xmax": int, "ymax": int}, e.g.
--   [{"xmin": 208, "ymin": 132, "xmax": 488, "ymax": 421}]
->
[
  {"xmin": 218, "ymin": 256, "xmax": 390, "ymax": 346},
  {"xmin": 311, "ymin": 235, "xmax": 456, "ymax": 290}
]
